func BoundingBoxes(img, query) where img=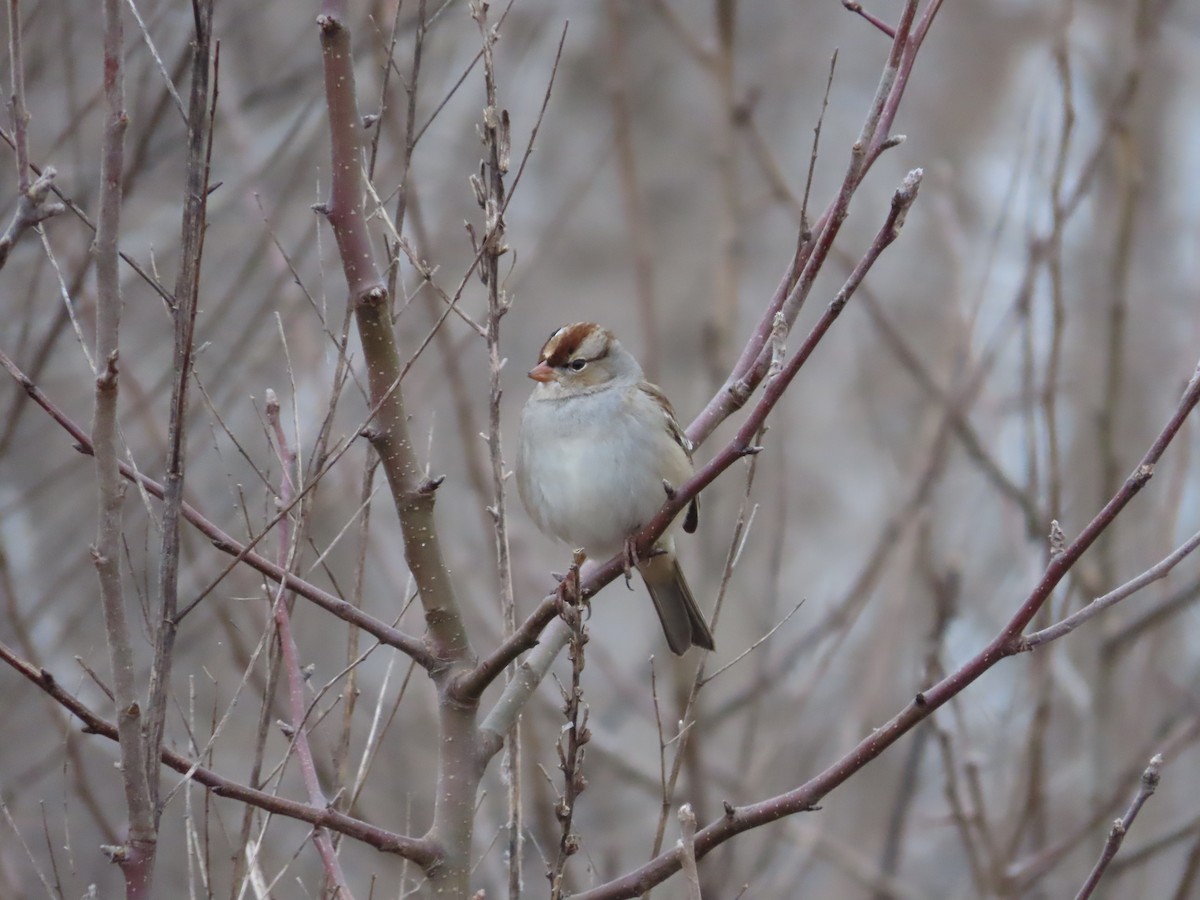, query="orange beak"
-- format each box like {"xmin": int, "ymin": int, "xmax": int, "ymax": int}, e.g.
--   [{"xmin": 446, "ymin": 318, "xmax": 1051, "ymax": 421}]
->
[{"xmin": 528, "ymin": 361, "xmax": 556, "ymax": 383}]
